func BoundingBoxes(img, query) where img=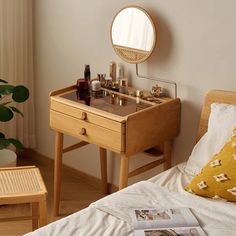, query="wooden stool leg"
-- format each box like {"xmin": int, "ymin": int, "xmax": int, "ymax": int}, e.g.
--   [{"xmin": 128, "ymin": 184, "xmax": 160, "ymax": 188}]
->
[
  {"xmin": 119, "ymin": 154, "xmax": 129, "ymax": 190},
  {"xmin": 99, "ymin": 147, "xmax": 108, "ymax": 194},
  {"xmin": 32, "ymin": 202, "xmax": 39, "ymax": 230},
  {"xmin": 38, "ymin": 195, "xmax": 47, "ymax": 227},
  {"xmin": 54, "ymin": 131, "xmax": 64, "ymax": 216},
  {"xmin": 163, "ymin": 140, "xmax": 172, "ymax": 170}
]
